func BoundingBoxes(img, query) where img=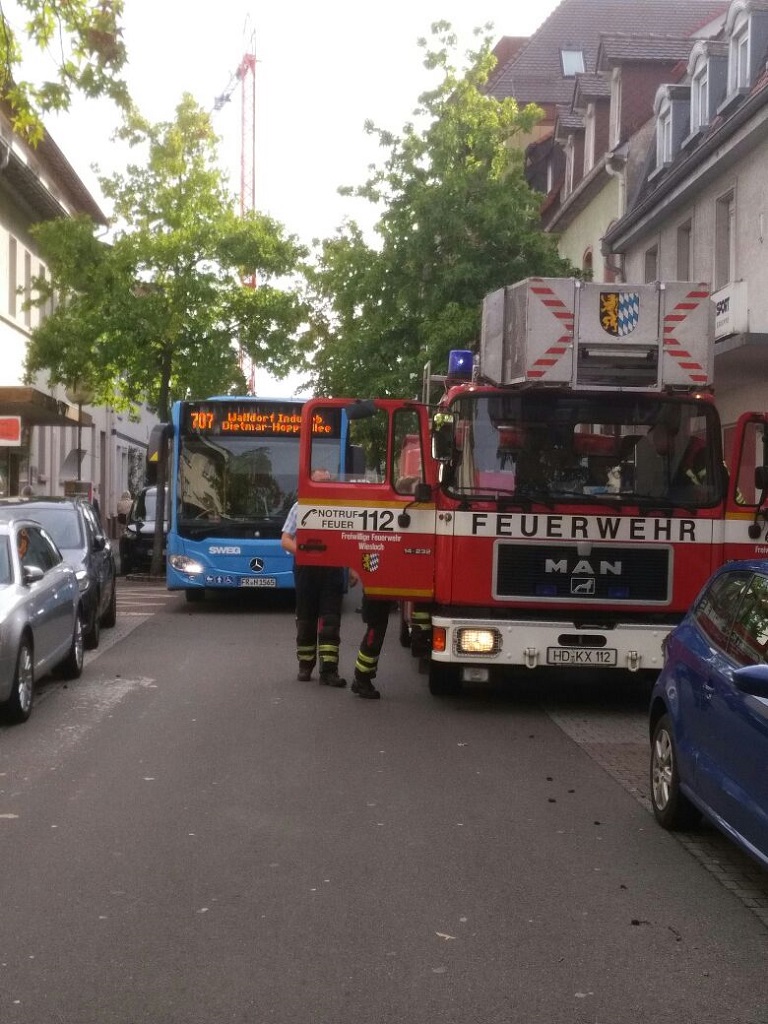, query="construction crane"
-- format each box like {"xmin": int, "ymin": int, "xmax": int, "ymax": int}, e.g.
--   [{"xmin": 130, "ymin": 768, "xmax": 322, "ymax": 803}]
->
[
  {"xmin": 214, "ymin": 43, "xmax": 257, "ymax": 221},
  {"xmin": 214, "ymin": 36, "xmax": 258, "ymax": 392}
]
